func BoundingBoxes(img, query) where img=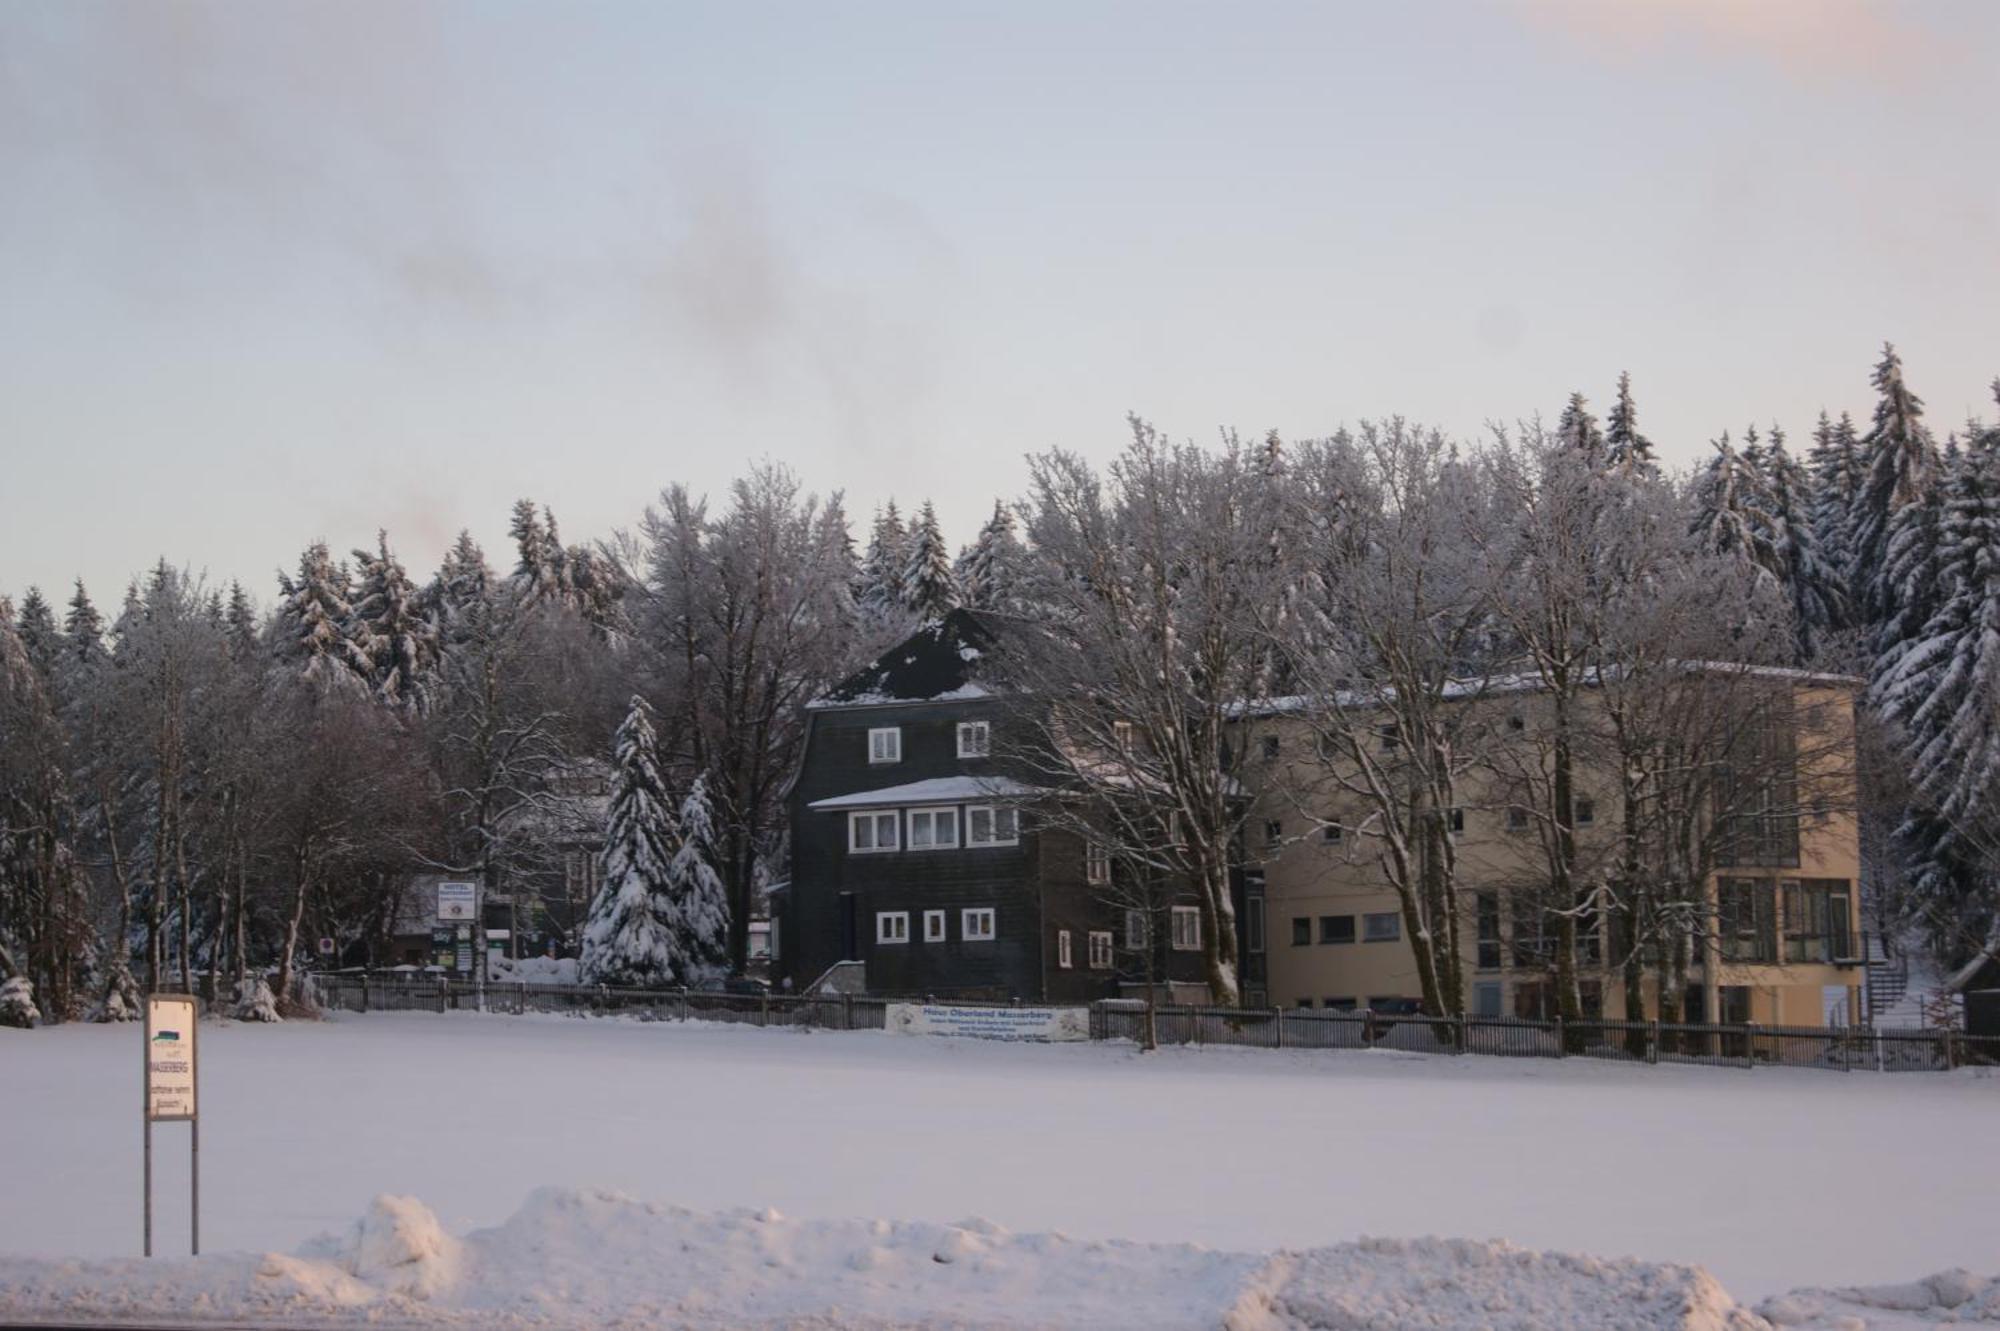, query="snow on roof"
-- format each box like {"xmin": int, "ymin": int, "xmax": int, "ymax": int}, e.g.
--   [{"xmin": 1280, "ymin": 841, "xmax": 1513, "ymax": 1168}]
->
[
  {"xmin": 809, "ymin": 608, "xmax": 1009, "ymax": 709},
  {"xmin": 808, "ymin": 776, "xmax": 1044, "ymax": 810}
]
